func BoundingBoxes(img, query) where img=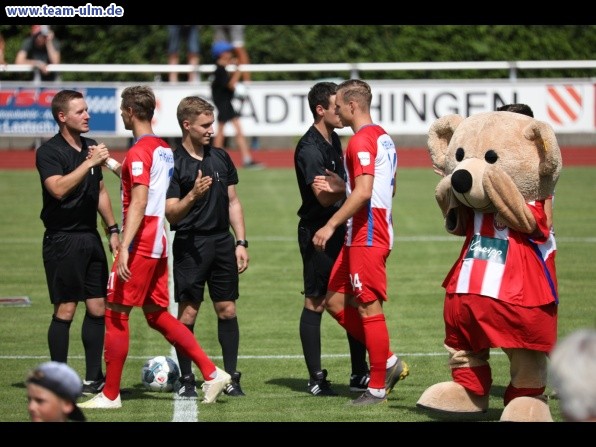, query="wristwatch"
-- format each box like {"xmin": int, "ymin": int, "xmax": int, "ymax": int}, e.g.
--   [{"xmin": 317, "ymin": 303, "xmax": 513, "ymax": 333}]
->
[{"xmin": 236, "ymin": 239, "xmax": 249, "ymax": 248}]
